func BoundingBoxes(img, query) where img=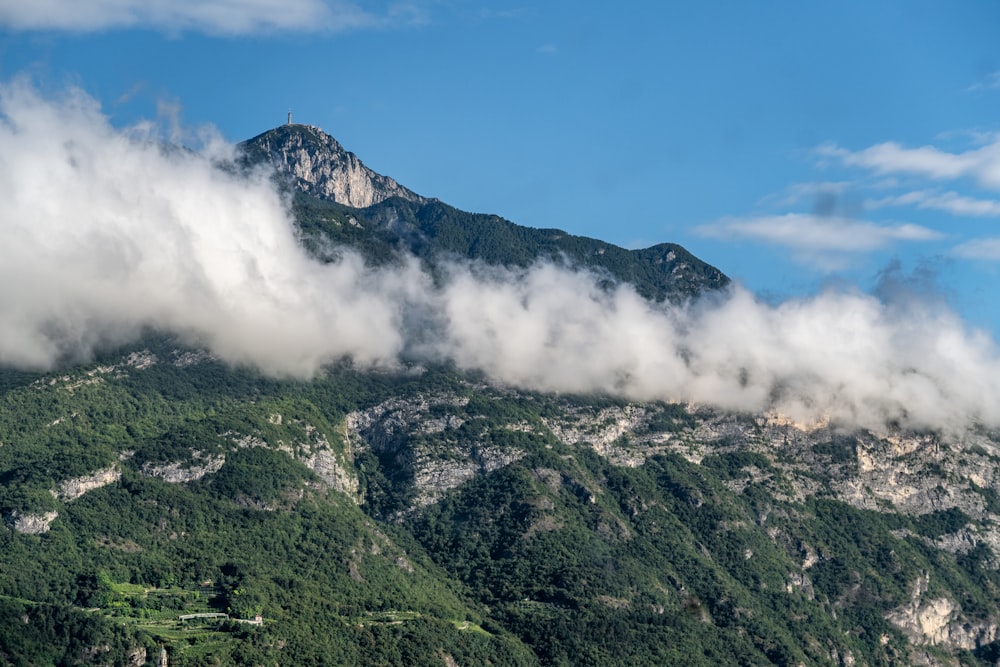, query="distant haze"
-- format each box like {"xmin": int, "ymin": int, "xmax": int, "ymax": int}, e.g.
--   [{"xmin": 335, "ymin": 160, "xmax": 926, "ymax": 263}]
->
[{"xmin": 2, "ymin": 81, "xmax": 999, "ymax": 435}]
